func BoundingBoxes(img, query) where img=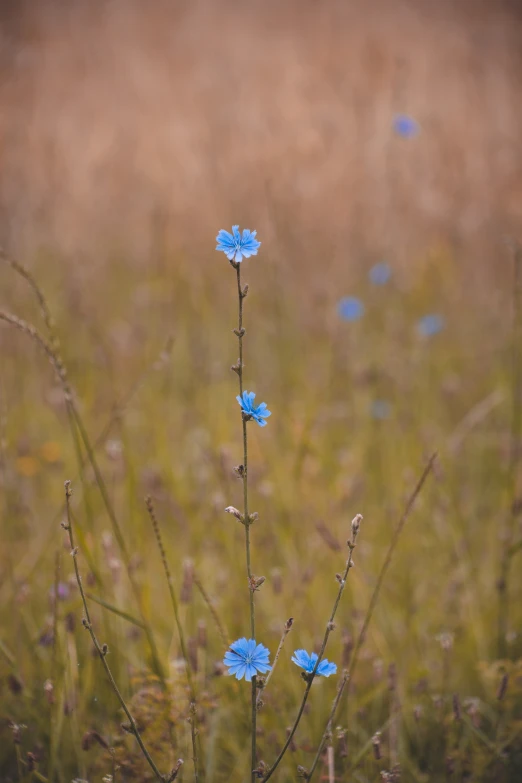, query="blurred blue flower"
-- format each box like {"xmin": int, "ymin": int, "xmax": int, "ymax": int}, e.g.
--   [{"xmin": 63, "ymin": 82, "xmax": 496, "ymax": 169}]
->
[
  {"xmin": 371, "ymin": 400, "xmax": 391, "ymax": 420},
  {"xmin": 393, "ymin": 114, "xmax": 420, "ymax": 138},
  {"xmin": 291, "ymin": 649, "xmax": 337, "ymax": 678},
  {"xmin": 338, "ymin": 297, "xmax": 364, "ymax": 321},
  {"xmin": 237, "ymin": 391, "xmax": 271, "ymax": 427},
  {"xmin": 216, "ymin": 225, "xmax": 261, "ymax": 263},
  {"xmin": 417, "ymin": 314, "xmax": 445, "ymax": 337},
  {"xmin": 223, "ymin": 638, "xmax": 272, "ymax": 681},
  {"xmin": 369, "ymin": 262, "xmax": 391, "ymax": 286}
]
